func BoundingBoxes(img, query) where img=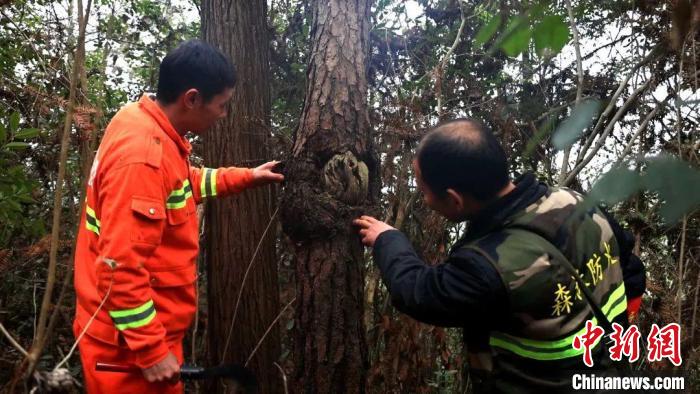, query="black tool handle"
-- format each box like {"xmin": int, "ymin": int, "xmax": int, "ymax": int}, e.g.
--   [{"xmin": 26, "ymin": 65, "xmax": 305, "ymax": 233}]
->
[
  {"xmin": 95, "ymin": 362, "xmax": 204, "ymax": 381},
  {"xmin": 179, "ymin": 365, "xmax": 206, "ymax": 380}
]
